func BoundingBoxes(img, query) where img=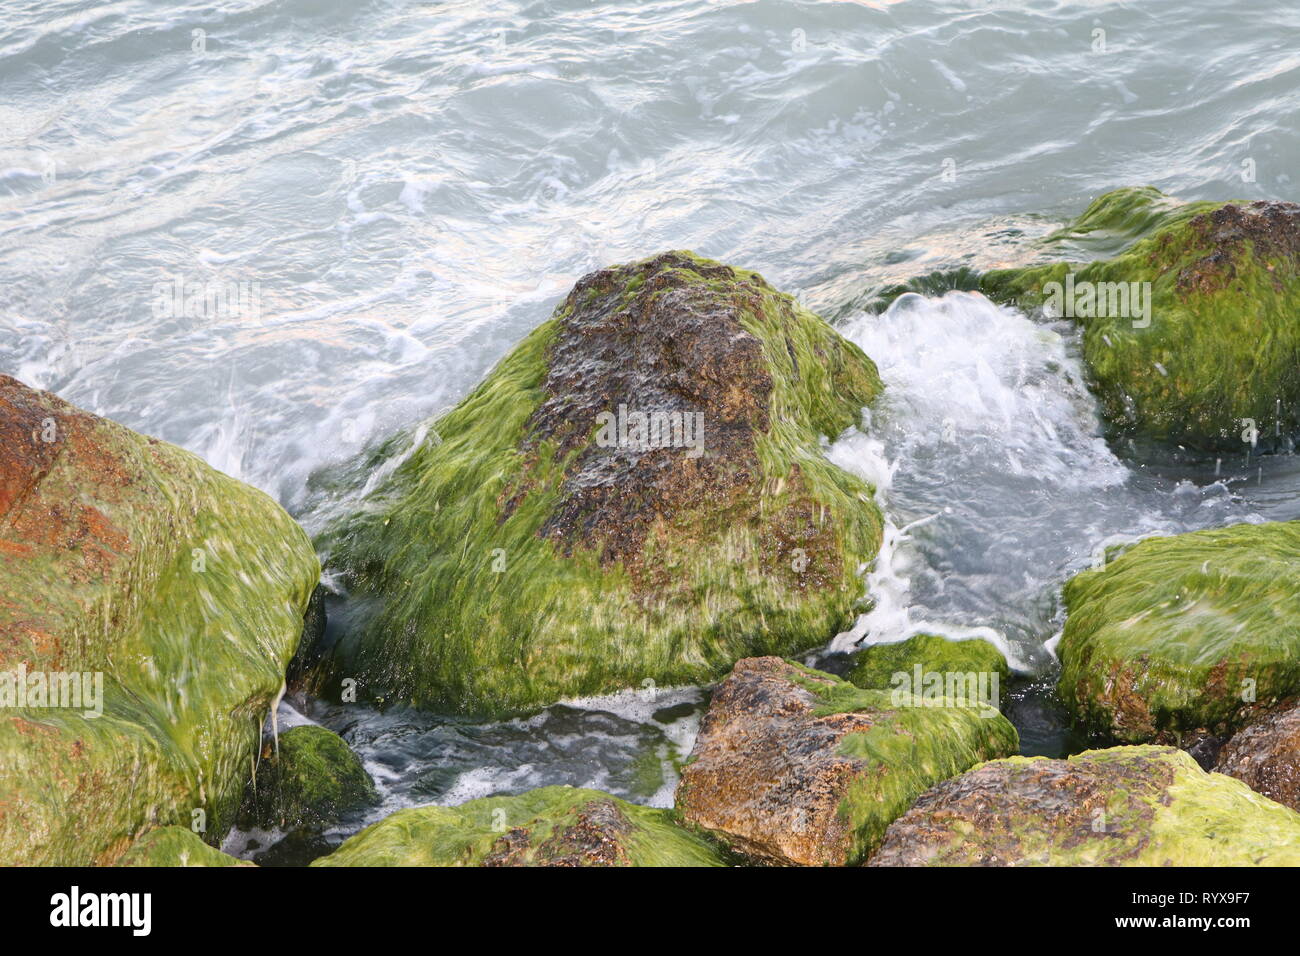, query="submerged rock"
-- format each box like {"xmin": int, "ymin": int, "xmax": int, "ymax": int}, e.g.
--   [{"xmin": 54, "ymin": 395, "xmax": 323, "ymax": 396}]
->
[
  {"xmin": 847, "ymin": 633, "xmax": 1009, "ymax": 706},
  {"xmin": 869, "ymin": 745, "xmax": 1300, "ymax": 866},
  {"xmin": 981, "ymin": 187, "xmax": 1300, "ymax": 448},
  {"xmin": 0, "ymin": 376, "xmax": 319, "ymax": 865},
  {"xmin": 239, "ymin": 725, "xmax": 378, "ymax": 831},
  {"xmin": 674, "ymin": 657, "xmax": 1018, "ymax": 866},
  {"xmin": 314, "ymin": 251, "xmax": 884, "ymax": 714},
  {"xmin": 117, "ymin": 827, "xmax": 254, "ymax": 867},
  {"xmin": 1215, "ymin": 701, "xmax": 1300, "ymax": 811},
  {"xmin": 1058, "ymin": 521, "xmax": 1300, "ymax": 743},
  {"xmin": 311, "ymin": 785, "xmax": 729, "ymax": 867}
]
